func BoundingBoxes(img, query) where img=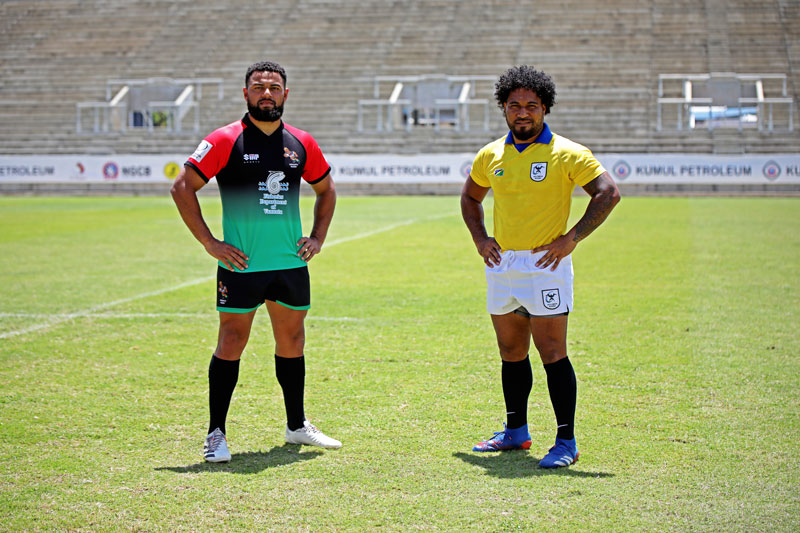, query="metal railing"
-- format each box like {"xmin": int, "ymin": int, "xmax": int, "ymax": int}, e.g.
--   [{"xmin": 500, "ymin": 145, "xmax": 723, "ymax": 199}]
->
[
  {"xmin": 657, "ymin": 73, "xmax": 793, "ymax": 132},
  {"xmin": 357, "ymin": 74, "xmax": 495, "ymax": 133},
  {"xmin": 76, "ymin": 77, "xmax": 223, "ymax": 134}
]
